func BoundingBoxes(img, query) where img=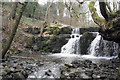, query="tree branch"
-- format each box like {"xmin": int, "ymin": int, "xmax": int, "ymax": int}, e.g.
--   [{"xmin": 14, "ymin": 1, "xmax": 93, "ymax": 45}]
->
[
  {"xmin": 89, "ymin": 0, "xmax": 104, "ymax": 25},
  {"xmin": 99, "ymin": 1, "xmax": 110, "ymax": 21},
  {"xmin": 105, "ymin": 1, "xmax": 112, "ymax": 13}
]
